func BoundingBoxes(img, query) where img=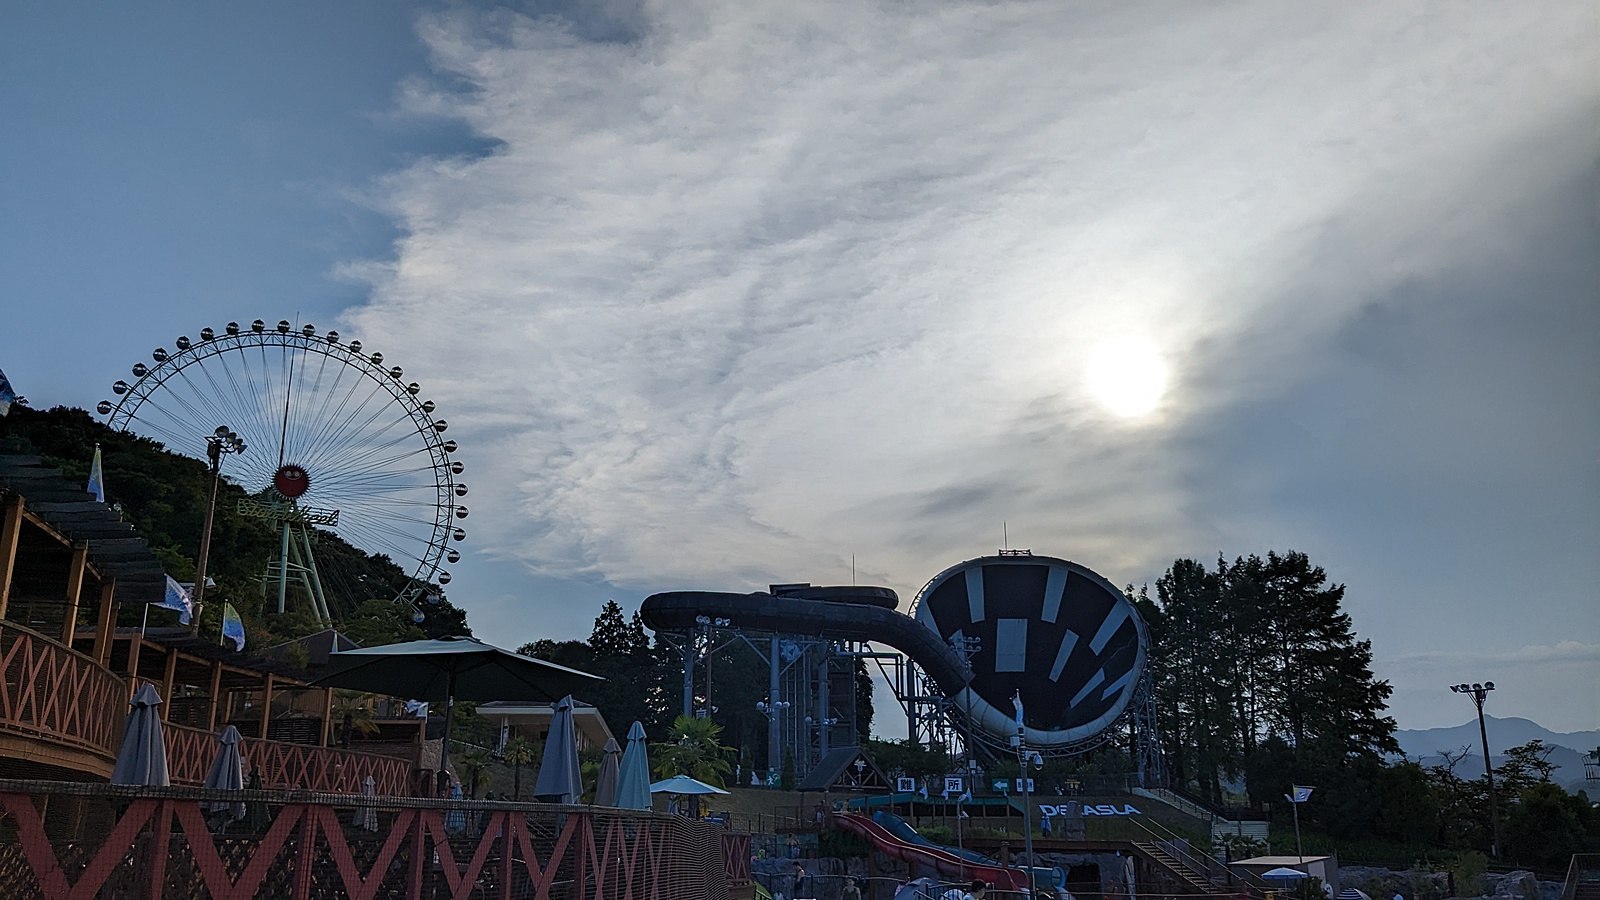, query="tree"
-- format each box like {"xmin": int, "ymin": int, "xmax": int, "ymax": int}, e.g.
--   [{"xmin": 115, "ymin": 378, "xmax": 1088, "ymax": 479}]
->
[
  {"xmin": 504, "ymin": 736, "xmax": 537, "ymax": 801},
  {"xmin": 1145, "ymin": 551, "xmax": 1397, "ymax": 809},
  {"xmin": 652, "ymin": 714, "xmax": 732, "ymax": 787},
  {"xmin": 520, "ymin": 601, "xmax": 676, "ymax": 739}
]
